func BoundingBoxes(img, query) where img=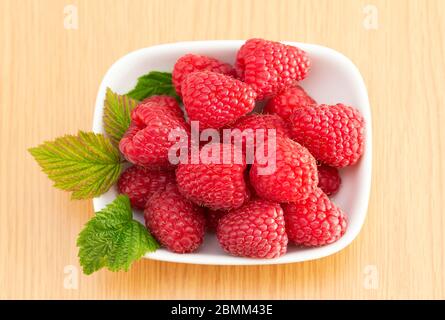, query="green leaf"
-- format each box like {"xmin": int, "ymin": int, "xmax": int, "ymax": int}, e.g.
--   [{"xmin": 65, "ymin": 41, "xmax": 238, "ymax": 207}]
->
[
  {"xmin": 126, "ymin": 71, "xmax": 179, "ymax": 101},
  {"xmin": 77, "ymin": 195, "xmax": 159, "ymax": 275},
  {"xmin": 29, "ymin": 131, "xmax": 122, "ymax": 199},
  {"xmin": 103, "ymin": 88, "xmax": 138, "ymax": 145}
]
